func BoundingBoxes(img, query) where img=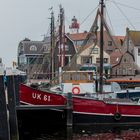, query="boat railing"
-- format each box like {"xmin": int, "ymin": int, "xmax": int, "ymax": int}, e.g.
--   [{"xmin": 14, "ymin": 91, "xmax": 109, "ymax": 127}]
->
[
  {"xmin": 62, "ymin": 71, "xmax": 95, "ymax": 83},
  {"xmin": 103, "ymin": 98, "xmax": 137, "ymax": 105}
]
